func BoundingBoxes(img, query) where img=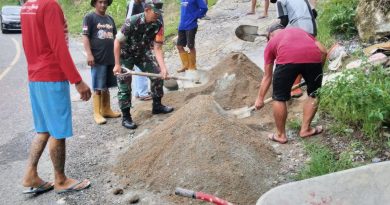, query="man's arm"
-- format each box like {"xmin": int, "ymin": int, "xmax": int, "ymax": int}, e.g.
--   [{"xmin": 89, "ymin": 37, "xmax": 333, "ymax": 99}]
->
[
  {"xmin": 196, "ymin": 0, "xmax": 208, "ymax": 18},
  {"xmin": 255, "ymin": 63, "xmax": 273, "ymax": 109},
  {"xmin": 154, "ymin": 42, "xmax": 168, "ymax": 79},
  {"xmin": 82, "ymin": 35, "xmax": 95, "ymax": 66},
  {"xmin": 44, "ymin": 1, "xmax": 81, "ymax": 84},
  {"xmin": 113, "ymin": 38, "xmax": 123, "ymax": 75},
  {"xmin": 315, "ymin": 41, "xmax": 327, "ymax": 65},
  {"xmin": 276, "ymin": 0, "xmax": 289, "ymax": 27}
]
